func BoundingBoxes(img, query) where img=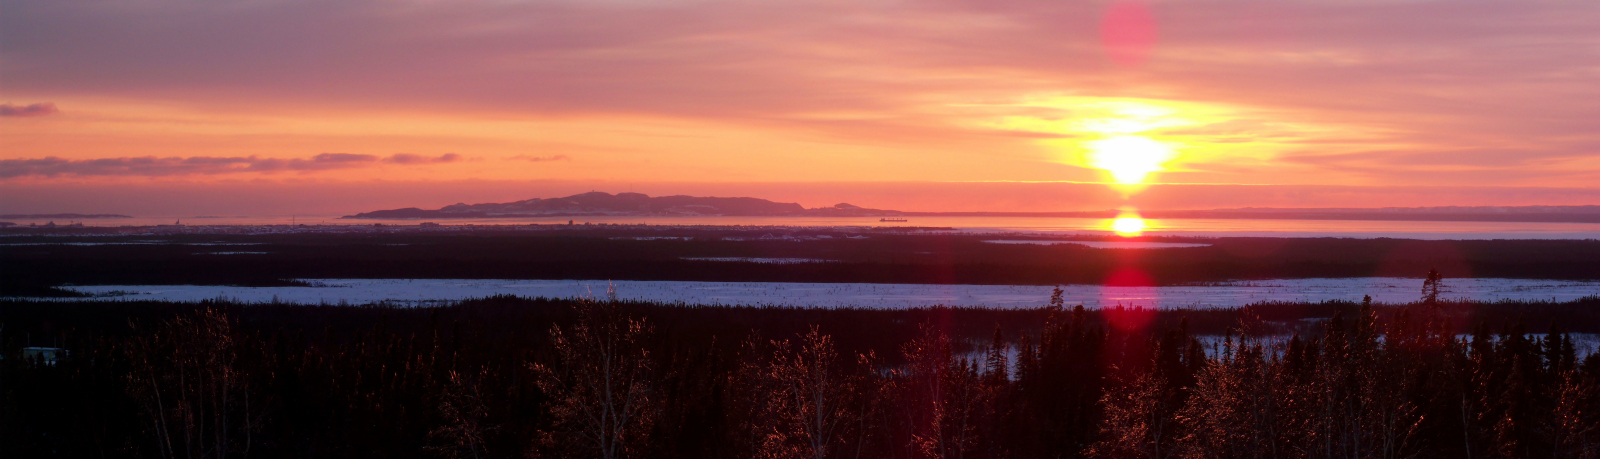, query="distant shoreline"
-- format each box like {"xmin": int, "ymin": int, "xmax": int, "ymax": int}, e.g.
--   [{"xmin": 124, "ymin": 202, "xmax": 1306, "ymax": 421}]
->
[
  {"xmin": 334, "ymin": 210, "xmax": 1600, "ymax": 224},
  {"xmin": 0, "ymin": 213, "xmax": 132, "ymax": 219},
  {"xmin": 337, "ymin": 191, "xmax": 1600, "ymax": 224},
  {"xmin": 899, "ymin": 210, "xmax": 1600, "ymax": 224}
]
